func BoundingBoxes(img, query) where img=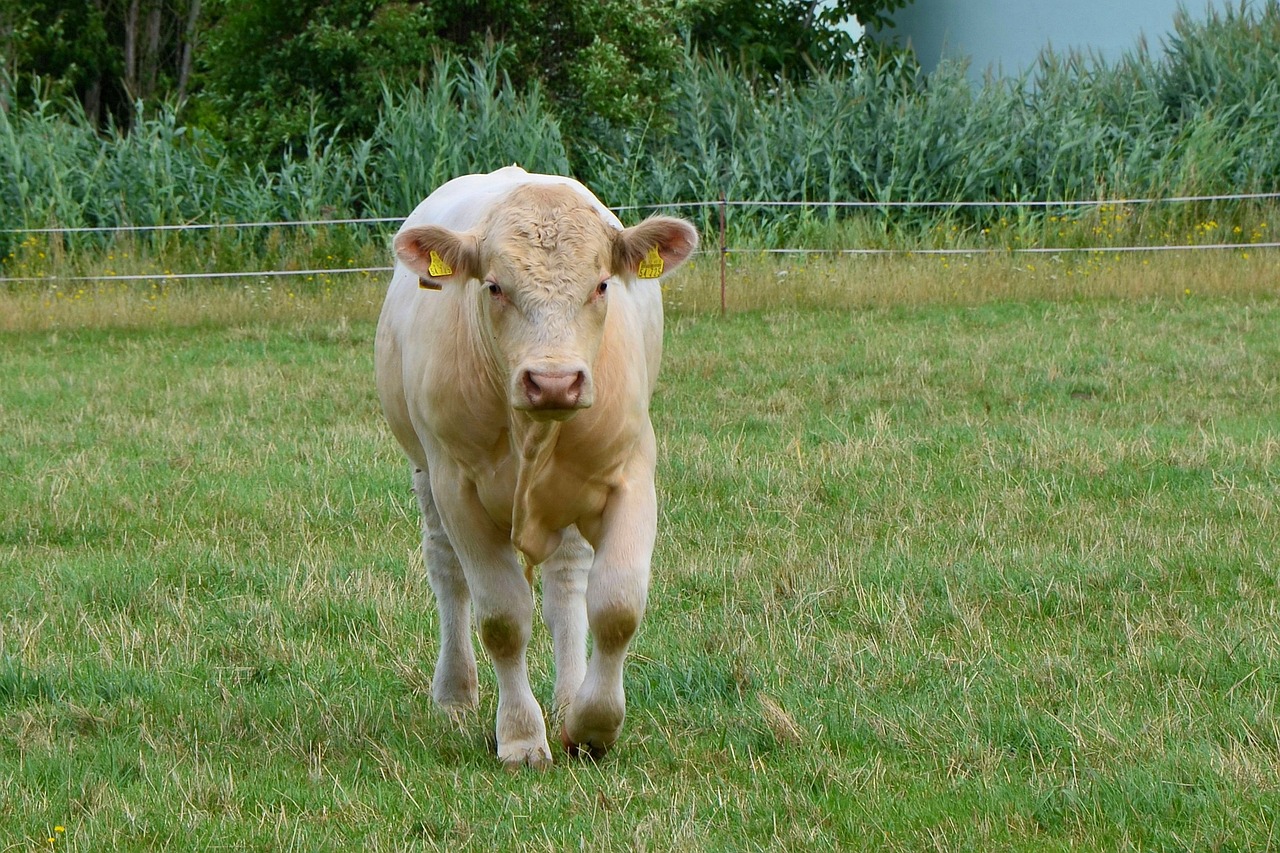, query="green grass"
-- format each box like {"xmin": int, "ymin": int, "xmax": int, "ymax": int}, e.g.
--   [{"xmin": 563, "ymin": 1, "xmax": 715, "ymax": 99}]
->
[{"xmin": 2, "ymin": 256, "xmax": 1279, "ymax": 850}]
